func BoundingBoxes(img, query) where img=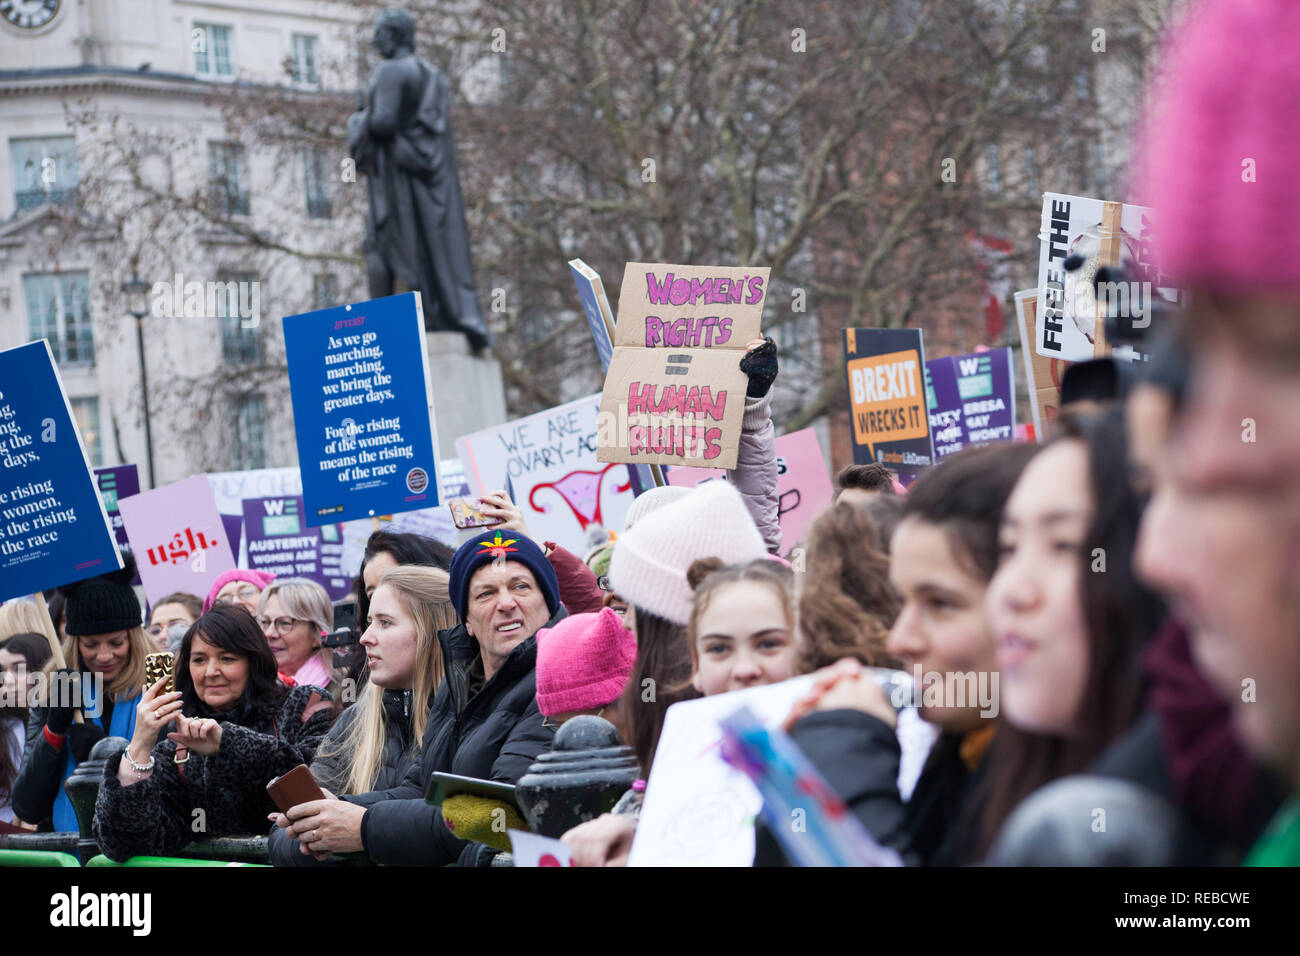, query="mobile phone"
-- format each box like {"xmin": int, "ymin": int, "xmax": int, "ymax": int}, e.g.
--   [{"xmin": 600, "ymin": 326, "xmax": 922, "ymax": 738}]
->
[
  {"xmin": 322, "ymin": 600, "xmax": 358, "ymax": 647},
  {"xmin": 266, "ymin": 764, "xmax": 326, "ymax": 812},
  {"xmin": 448, "ymin": 497, "xmax": 504, "ymax": 530},
  {"xmin": 144, "ymin": 652, "xmax": 174, "ymax": 693}
]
